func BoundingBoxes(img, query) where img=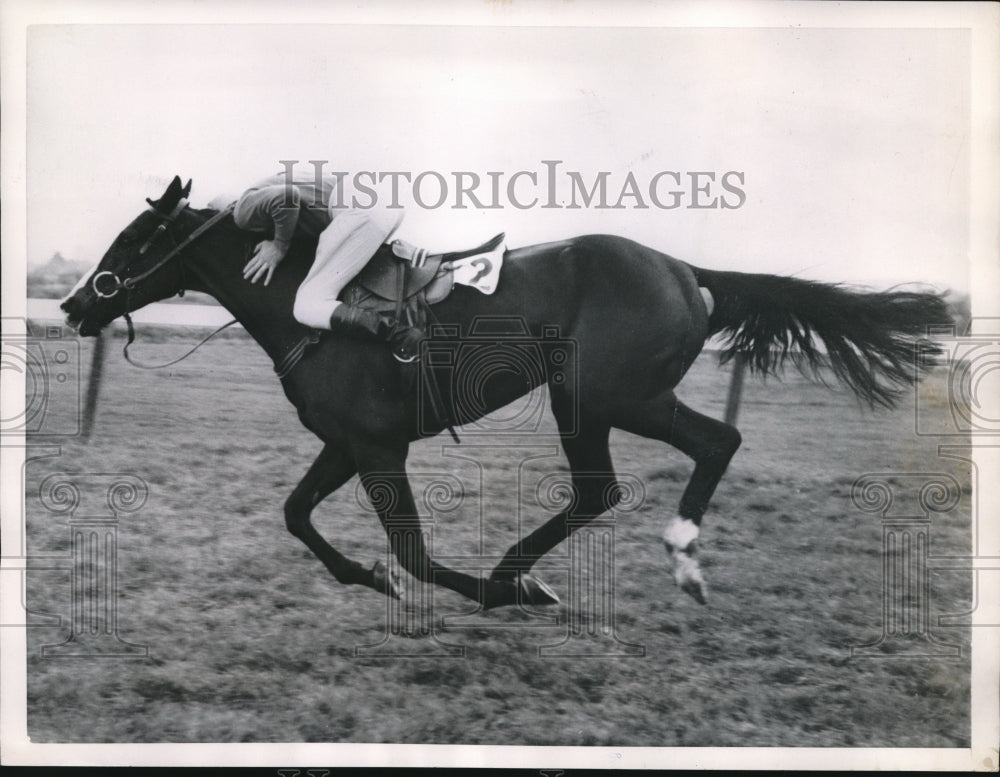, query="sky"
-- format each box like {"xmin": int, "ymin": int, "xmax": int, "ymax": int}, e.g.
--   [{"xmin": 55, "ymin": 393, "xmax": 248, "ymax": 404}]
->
[{"xmin": 23, "ymin": 21, "xmax": 974, "ymax": 293}]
